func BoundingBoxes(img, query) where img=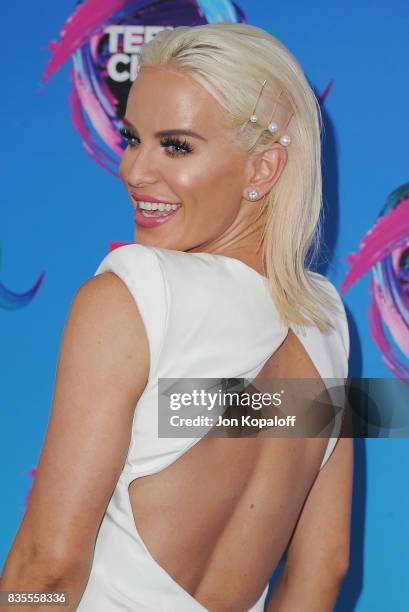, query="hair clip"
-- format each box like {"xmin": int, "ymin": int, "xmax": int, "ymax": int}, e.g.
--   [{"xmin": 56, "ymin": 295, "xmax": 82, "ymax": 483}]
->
[
  {"xmin": 248, "ymin": 80, "xmax": 294, "ymax": 146},
  {"xmin": 249, "ymin": 79, "xmax": 267, "ymax": 124},
  {"xmin": 266, "ymin": 88, "xmax": 282, "ymax": 135}
]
